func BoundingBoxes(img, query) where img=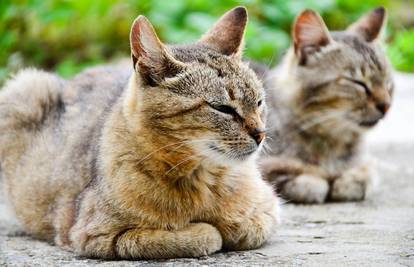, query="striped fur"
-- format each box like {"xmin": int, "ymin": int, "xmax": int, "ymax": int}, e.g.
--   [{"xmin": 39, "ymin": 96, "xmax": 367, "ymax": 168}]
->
[
  {"xmin": 261, "ymin": 8, "xmax": 393, "ymax": 203},
  {"xmin": 1, "ymin": 7, "xmax": 279, "ymax": 259}
]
